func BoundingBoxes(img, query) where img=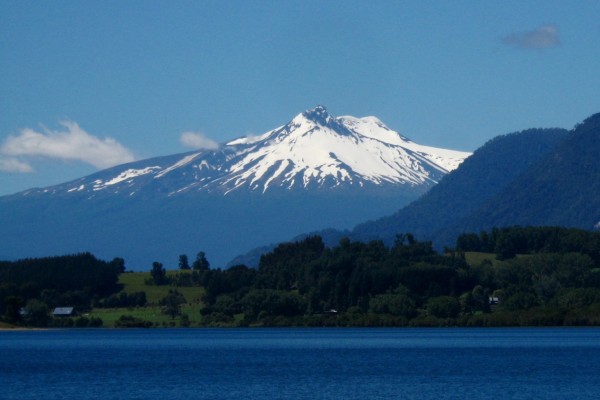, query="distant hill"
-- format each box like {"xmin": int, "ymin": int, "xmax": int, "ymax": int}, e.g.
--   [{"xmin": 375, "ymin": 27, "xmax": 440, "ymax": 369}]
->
[{"xmin": 436, "ymin": 112, "xmax": 600, "ymax": 242}]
